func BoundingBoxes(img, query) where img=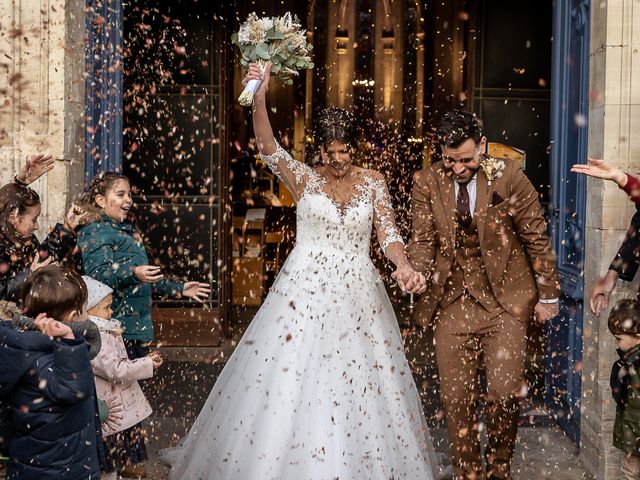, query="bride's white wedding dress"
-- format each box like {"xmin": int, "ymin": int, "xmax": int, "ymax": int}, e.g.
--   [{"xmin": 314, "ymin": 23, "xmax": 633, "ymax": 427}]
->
[{"xmin": 166, "ymin": 142, "xmax": 439, "ymax": 479}]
